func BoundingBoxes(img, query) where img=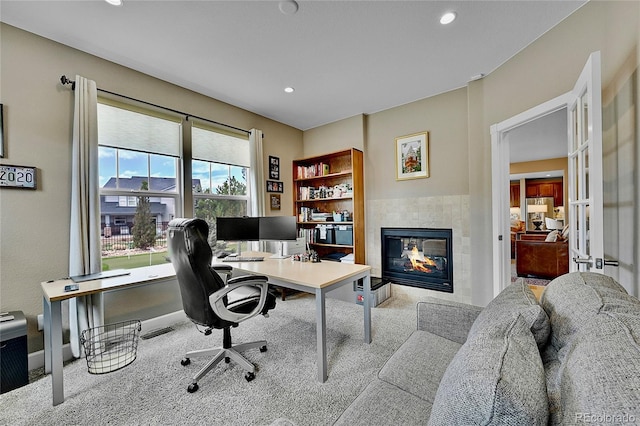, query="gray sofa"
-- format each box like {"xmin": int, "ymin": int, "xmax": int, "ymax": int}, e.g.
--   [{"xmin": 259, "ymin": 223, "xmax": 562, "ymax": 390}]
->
[{"xmin": 334, "ymin": 272, "xmax": 640, "ymax": 425}]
